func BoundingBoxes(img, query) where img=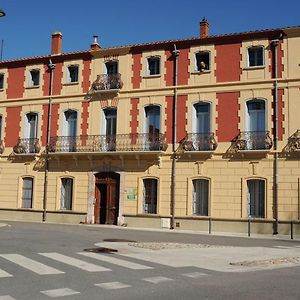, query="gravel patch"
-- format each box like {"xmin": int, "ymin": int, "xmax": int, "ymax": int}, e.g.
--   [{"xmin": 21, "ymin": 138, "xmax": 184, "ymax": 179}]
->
[
  {"xmin": 127, "ymin": 242, "xmax": 229, "ymax": 250},
  {"xmin": 229, "ymin": 256, "xmax": 300, "ymax": 267}
]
